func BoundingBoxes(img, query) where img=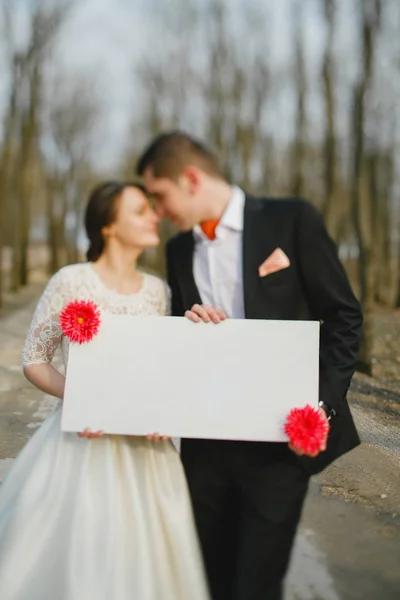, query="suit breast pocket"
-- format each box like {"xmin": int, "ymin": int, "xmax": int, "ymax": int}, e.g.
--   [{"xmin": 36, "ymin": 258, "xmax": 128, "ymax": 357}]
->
[{"xmin": 260, "ymin": 268, "xmax": 292, "ymax": 287}]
